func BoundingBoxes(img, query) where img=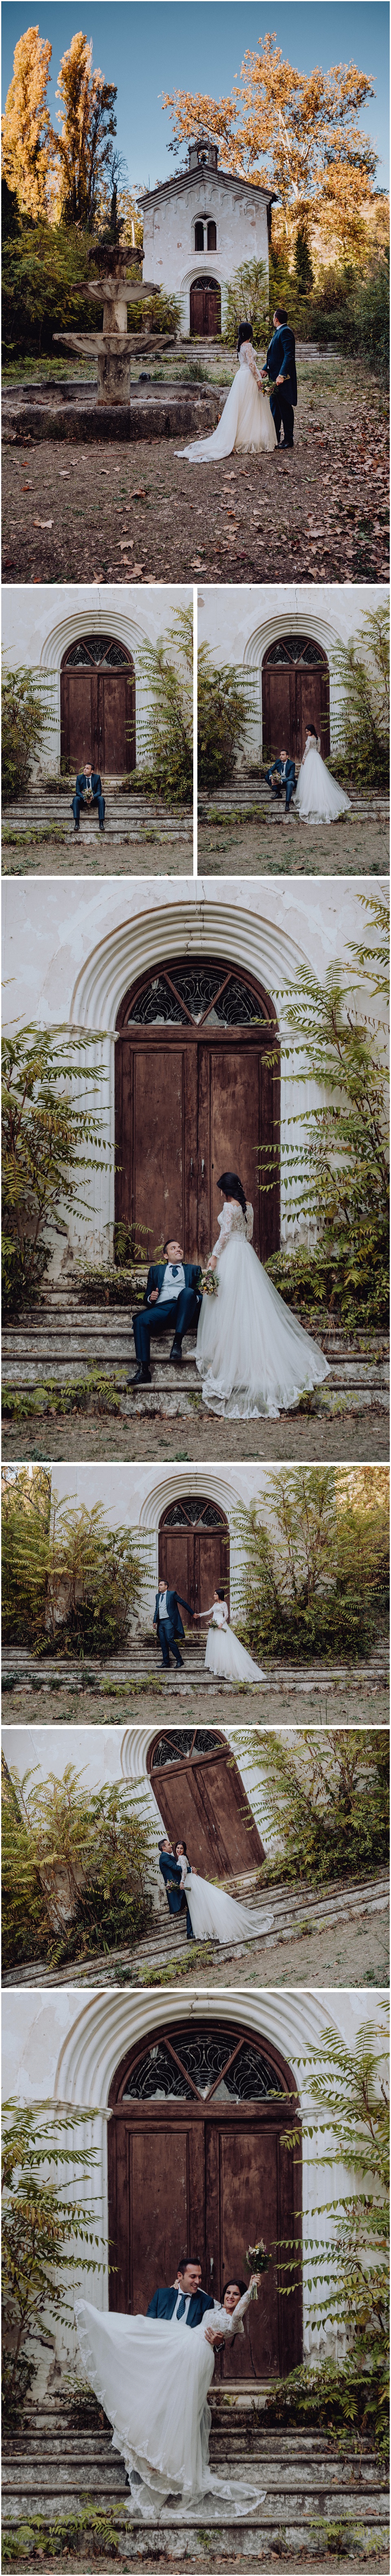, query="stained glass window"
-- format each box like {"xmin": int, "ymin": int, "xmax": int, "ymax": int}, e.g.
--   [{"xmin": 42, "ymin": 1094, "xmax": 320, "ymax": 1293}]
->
[
  {"xmin": 265, "ymin": 637, "xmax": 325, "ymax": 668},
  {"xmin": 124, "ymin": 962, "xmax": 267, "ymax": 1029},
  {"xmin": 63, "ymin": 637, "xmax": 132, "ymax": 669},
  {"xmin": 122, "ymin": 2027, "xmax": 285, "ymax": 2102},
  {"xmin": 151, "ymin": 1730, "xmax": 223, "ymax": 1767}
]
